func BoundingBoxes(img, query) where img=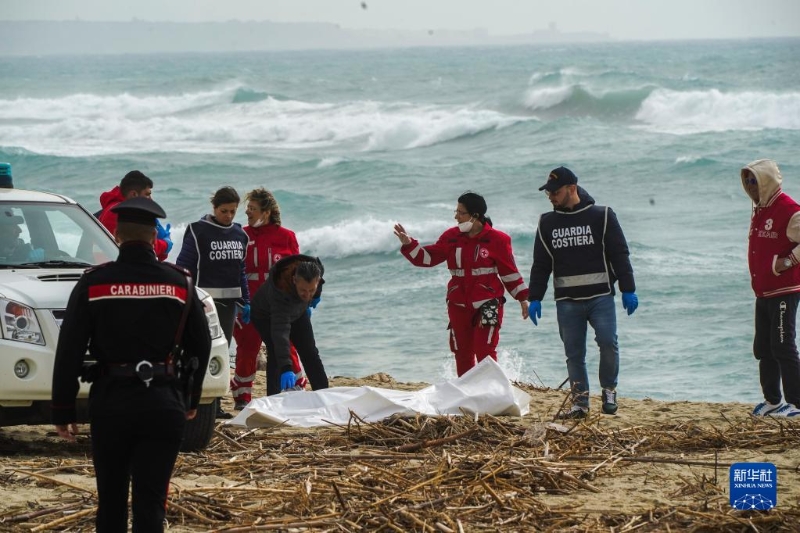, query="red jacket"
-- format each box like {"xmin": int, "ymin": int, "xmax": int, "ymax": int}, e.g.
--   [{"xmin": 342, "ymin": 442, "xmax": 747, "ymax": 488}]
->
[
  {"xmin": 243, "ymin": 223, "xmax": 299, "ymax": 295},
  {"xmin": 401, "ymin": 224, "xmax": 529, "ymax": 307},
  {"xmin": 748, "ymin": 191, "xmax": 800, "ymax": 298},
  {"xmin": 98, "ymin": 186, "xmax": 169, "ymax": 261}
]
